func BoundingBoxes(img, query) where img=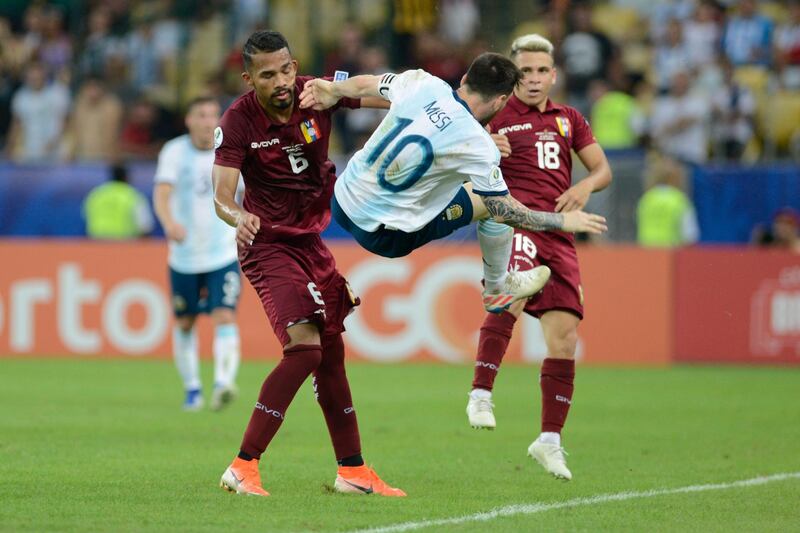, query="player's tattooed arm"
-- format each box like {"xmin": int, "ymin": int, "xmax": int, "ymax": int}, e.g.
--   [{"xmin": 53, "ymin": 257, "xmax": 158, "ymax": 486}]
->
[
  {"xmin": 480, "ymin": 194, "xmax": 608, "ymax": 234},
  {"xmin": 481, "ymin": 194, "xmax": 564, "ymax": 231}
]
